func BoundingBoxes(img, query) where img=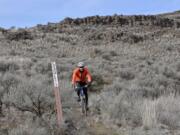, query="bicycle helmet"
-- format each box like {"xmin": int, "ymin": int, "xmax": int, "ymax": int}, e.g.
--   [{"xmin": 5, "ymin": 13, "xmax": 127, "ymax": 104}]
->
[{"xmin": 77, "ymin": 62, "xmax": 85, "ymax": 68}]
